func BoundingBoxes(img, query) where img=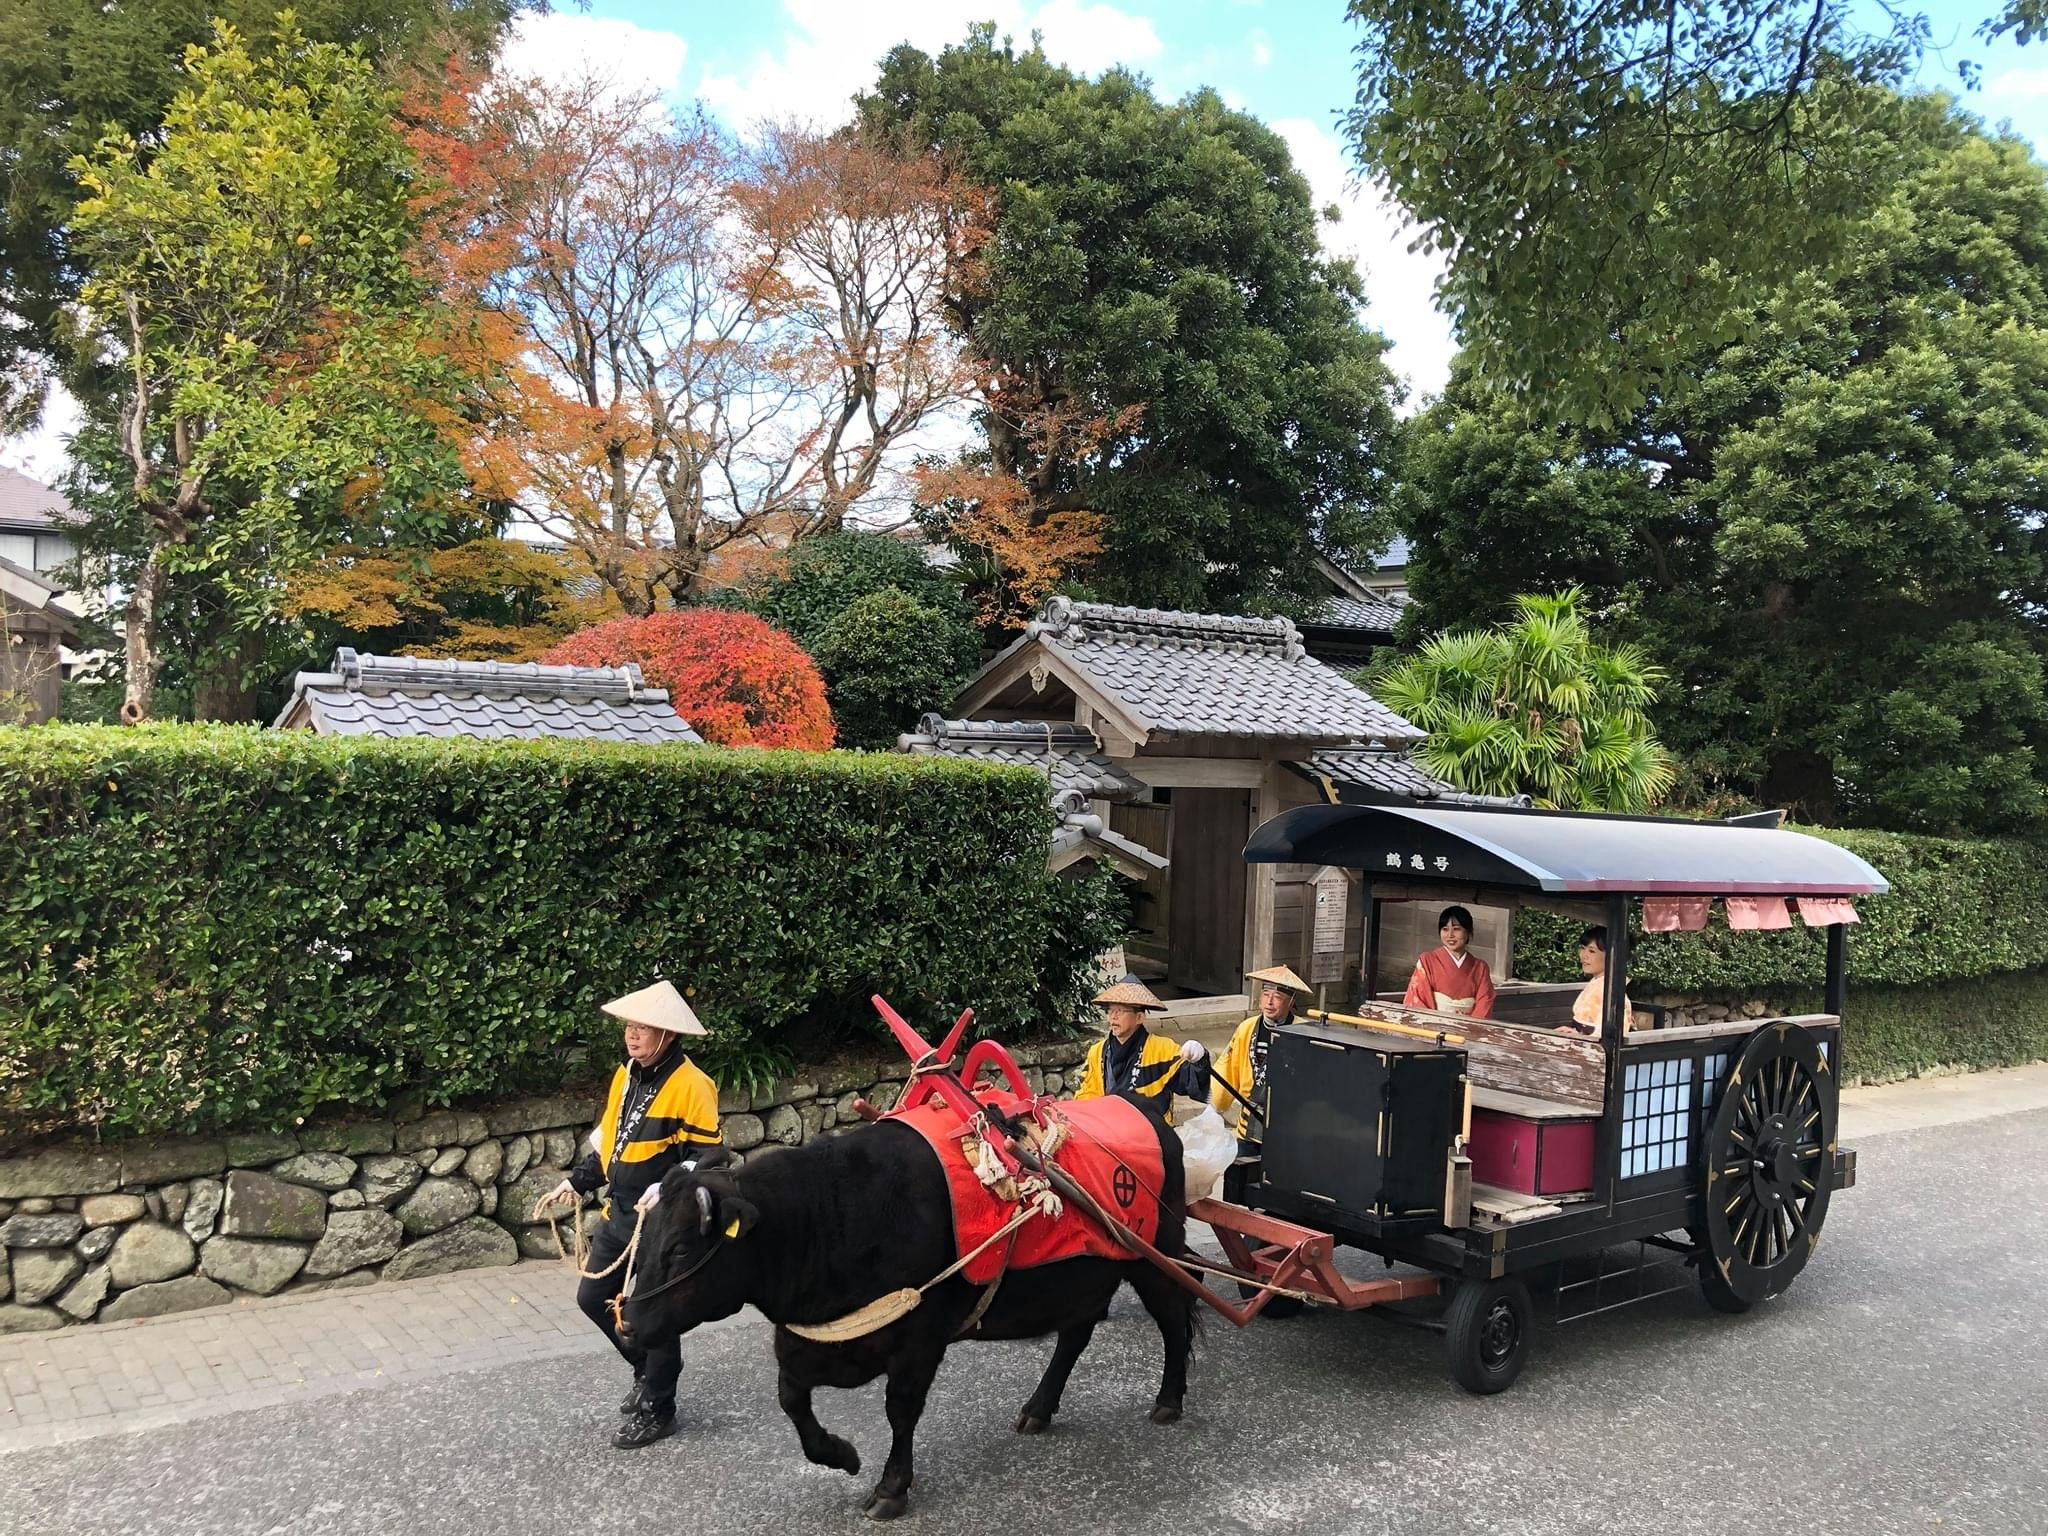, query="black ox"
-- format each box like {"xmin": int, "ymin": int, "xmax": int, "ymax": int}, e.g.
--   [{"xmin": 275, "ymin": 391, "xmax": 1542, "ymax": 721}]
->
[{"xmin": 621, "ymin": 1109, "xmax": 1197, "ymax": 1520}]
